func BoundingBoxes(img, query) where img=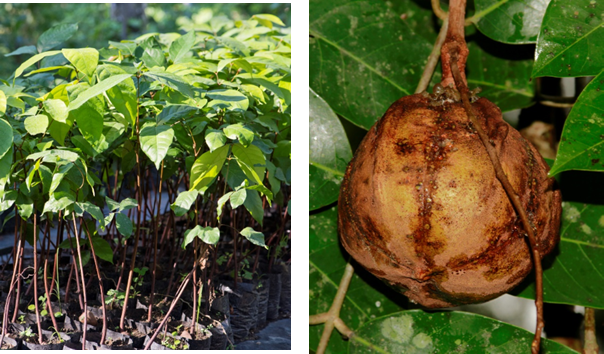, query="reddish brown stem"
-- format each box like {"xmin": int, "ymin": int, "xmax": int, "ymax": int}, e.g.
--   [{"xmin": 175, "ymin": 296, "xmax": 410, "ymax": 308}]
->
[
  {"xmin": 584, "ymin": 307, "xmax": 599, "ymax": 354},
  {"xmin": 440, "ymin": 0, "xmax": 468, "ymax": 88}
]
